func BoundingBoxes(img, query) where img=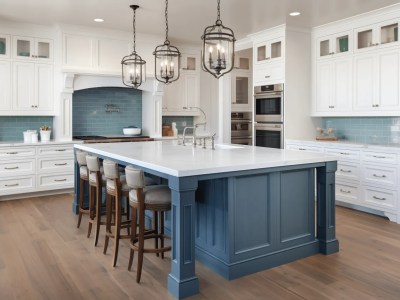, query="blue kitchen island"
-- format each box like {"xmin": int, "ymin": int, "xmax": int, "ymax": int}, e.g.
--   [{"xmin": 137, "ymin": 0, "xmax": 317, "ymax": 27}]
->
[{"xmin": 74, "ymin": 141, "xmax": 339, "ymax": 299}]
